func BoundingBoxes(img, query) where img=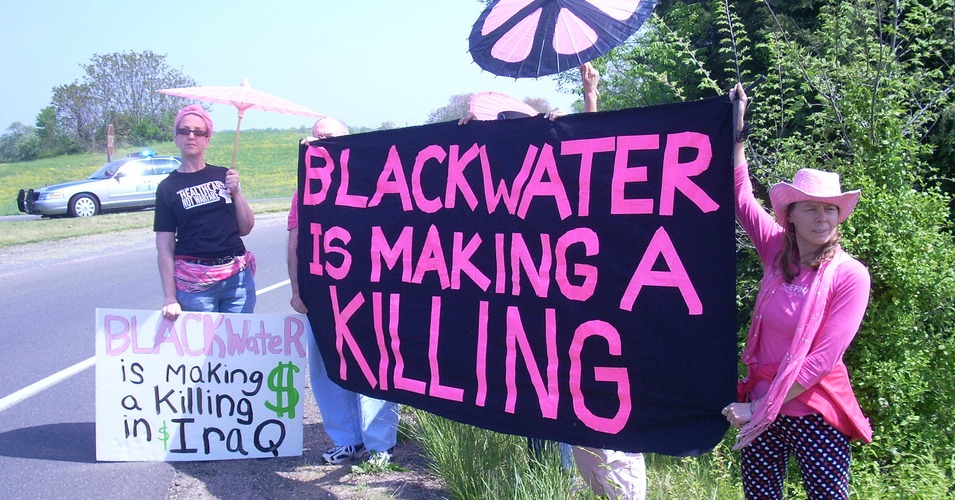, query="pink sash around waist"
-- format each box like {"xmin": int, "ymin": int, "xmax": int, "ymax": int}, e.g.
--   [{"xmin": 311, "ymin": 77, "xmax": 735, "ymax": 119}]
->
[{"xmin": 173, "ymin": 252, "xmax": 256, "ymax": 293}]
